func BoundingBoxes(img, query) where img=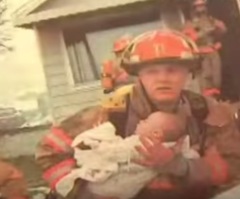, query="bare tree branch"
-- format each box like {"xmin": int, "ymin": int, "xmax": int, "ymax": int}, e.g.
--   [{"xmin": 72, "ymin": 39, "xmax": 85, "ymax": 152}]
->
[
  {"xmin": 0, "ymin": 41, "xmax": 12, "ymax": 50},
  {"xmin": 0, "ymin": 19, "xmax": 8, "ymax": 26},
  {"xmin": 0, "ymin": 0, "xmax": 13, "ymax": 53}
]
